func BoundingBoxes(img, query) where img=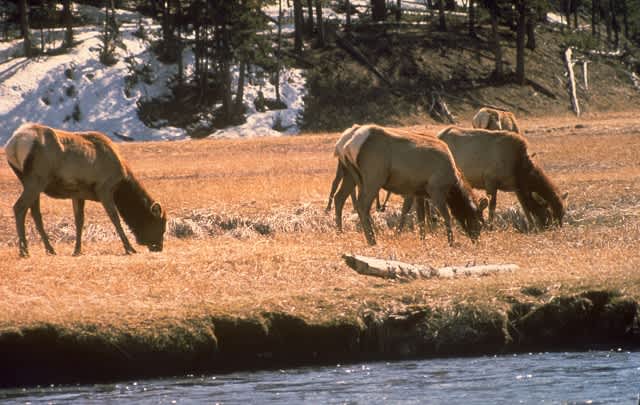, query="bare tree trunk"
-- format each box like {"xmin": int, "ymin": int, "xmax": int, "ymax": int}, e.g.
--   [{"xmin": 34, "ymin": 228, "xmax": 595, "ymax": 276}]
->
[
  {"xmin": 468, "ymin": 0, "xmax": 476, "ymax": 37},
  {"xmin": 149, "ymin": 0, "xmax": 157, "ymax": 17},
  {"xmin": 489, "ymin": 2, "xmax": 502, "ymax": 78},
  {"xmin": 306, "ymin": 0, "xmax": 314, "ymax": 36},
  {"xmin": 396, "ymin": 0, "xmax": 402, "ymax": 21},
  {"xmin": 526, "ymin": 13, "xmax": 536, "ymax": 50},
  {"xmin": 621, "ymin": 0, "xmax": 629, "ymax": 39},
  {"xmin": 315, "ymin": 0, "xmax": 325, "ymax": 46},
  {"xmin": 63, "ymin": 0, "xmax": 73, "ymax": 48},
  {"xmin": 438, "ymin": 0, "xmax": 446, "ymax": 31},
  {"xmin": 176, "ymin": 0, "xmax": 183, "ymax": 83},
  {"xmin": 563, "ymin": 0, "xmax": 572, "ymax": 29},
  {"xmin": 194, "ymin": 24, "xmax": 201, "ymax": 78},
  {"xmin": 162, "ymin": 0, "xmax": 172, "ymax": 42},
  {"xmin": 235, "ymin": 60, "xmax": 246, "ymax": 116},
  {"xmin": 591, "ymin": 0, "xmax": 597, "ymax": 36},
  {"xmin": 19, "ymin": 0, "xmax": 32, "ymax": 57},
  {"xmin": 372, "ymin": 0, "xmax": 386, "ymax": 21},
  {"xmin": 345, "ymin": 0, "xmax": 351, "ymax": 30},
  {"xmin": 276, "ymin": 0, "xmax": 283, "ymax": 102},
  {"xmin": 515, "ymin": 0, "xmax": 526, "ymax": 84},
  {"xmin": 610, "ymin": 0, "xmax": 619, "ymax": 48},
  {"xmin": 605, "ymin": 0, "xmax": 612, "ymax": 44},
  {"xmin": 293, "ymin": 0, "xmax": 303, "ymax": 52},
  {"xmin": 221, "ymin": 24, "xmax": 233, "ymax": 121}
]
